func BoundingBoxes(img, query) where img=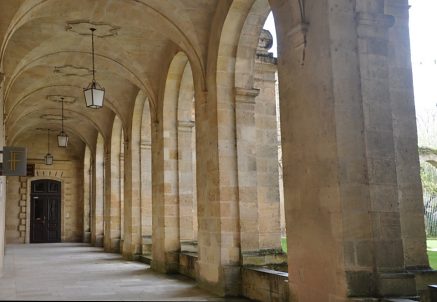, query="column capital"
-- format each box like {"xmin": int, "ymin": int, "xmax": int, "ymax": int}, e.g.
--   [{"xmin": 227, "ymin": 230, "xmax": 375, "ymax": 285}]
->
[
  {"xmin": 140, "ymin": 140, "xmax": 152, "ymax": 149},
  {"xmin": 235, "ymin": 87, "xmax": 259, "ymax": 104},
  {"xmin": 178, "ymin": 120, "xmax": 195, "ymax": 131},
  {"xmin": 385, "ymin": 0, "xmax": 410, "ymax": 17}
]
